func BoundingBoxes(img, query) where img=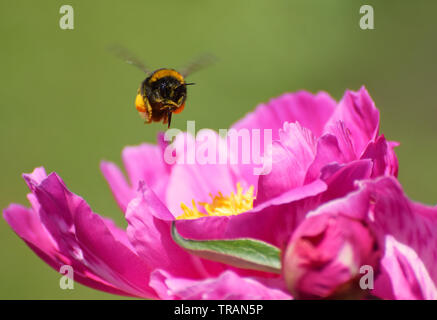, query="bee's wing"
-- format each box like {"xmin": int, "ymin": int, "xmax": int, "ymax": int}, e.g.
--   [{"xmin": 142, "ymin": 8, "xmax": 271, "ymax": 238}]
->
[
  {"xmin": 180, "ymin": 53, "xmax": 217, "ymax": 78},
  {"xmin": 108, "ymin": 44, "xmax": 149, "ymax": 74}
]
